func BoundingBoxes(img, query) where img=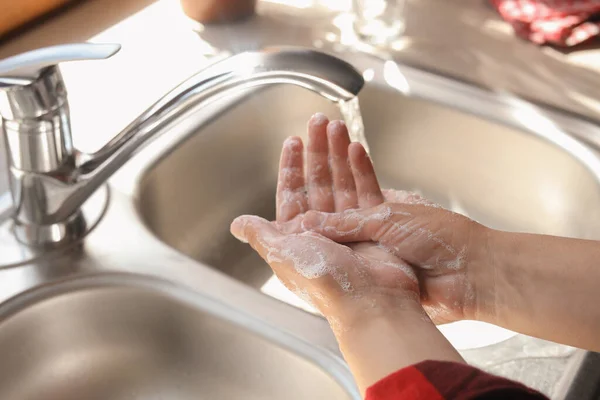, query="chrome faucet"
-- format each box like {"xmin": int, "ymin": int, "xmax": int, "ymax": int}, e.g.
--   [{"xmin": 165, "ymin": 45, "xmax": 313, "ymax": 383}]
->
[{"xmin": 0, "ymin": 43, "xmax": 364, "ymax": 247}]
